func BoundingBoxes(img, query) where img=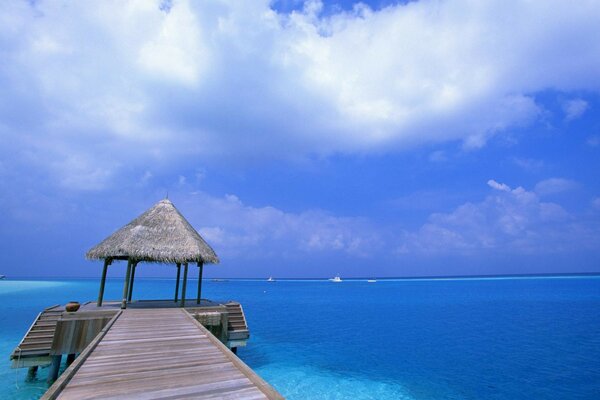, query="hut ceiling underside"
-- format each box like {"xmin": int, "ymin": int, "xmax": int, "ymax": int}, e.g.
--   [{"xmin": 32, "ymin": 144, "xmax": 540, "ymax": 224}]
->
[{"xmin": 99, "ymin": 256, "xmax": 205, "ymax": 264}]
